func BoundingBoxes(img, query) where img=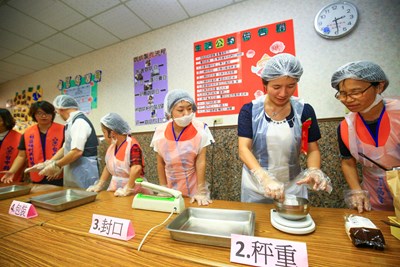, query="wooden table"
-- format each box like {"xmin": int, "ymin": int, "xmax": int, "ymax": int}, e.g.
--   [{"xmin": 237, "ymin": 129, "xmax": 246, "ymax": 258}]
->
[{"xmin": 38, "ymin": 191, "xmax": 400, "ymax": 267}]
